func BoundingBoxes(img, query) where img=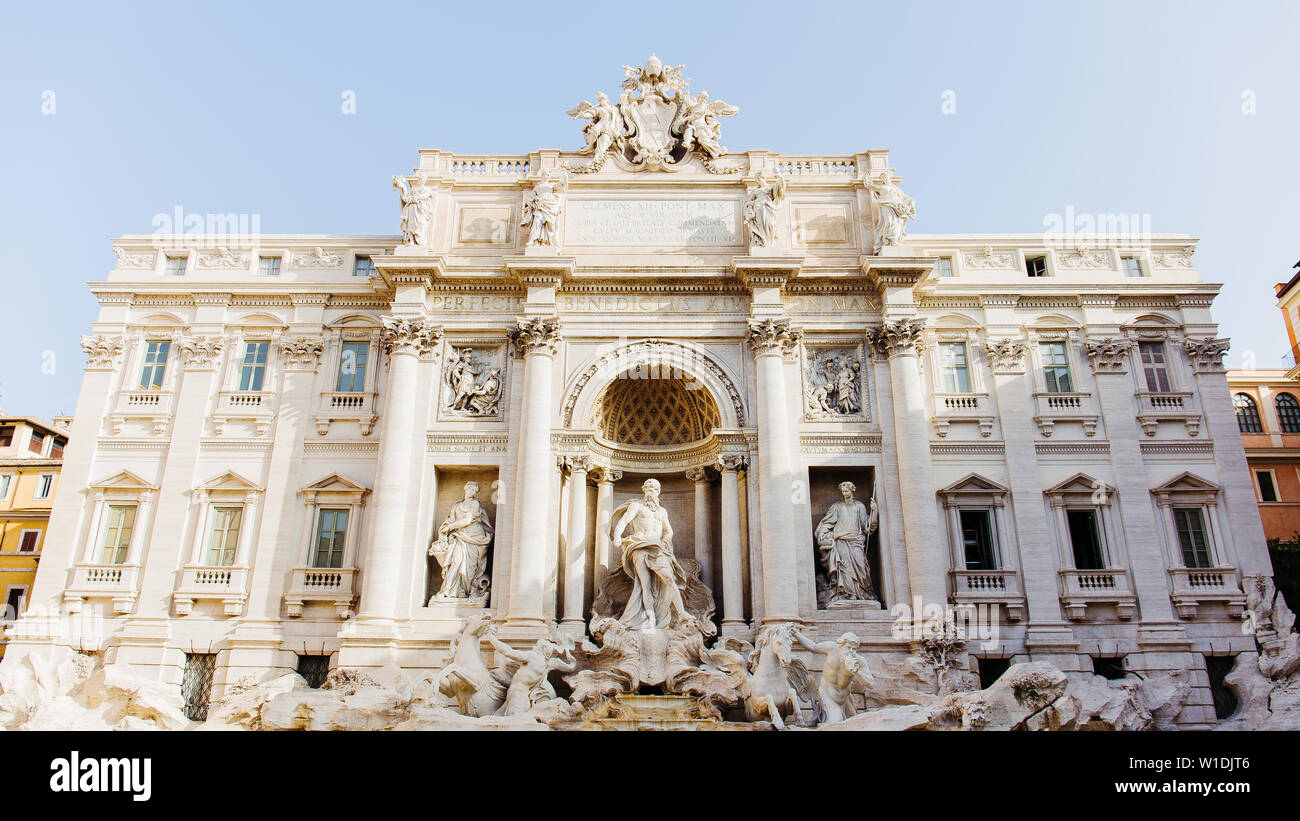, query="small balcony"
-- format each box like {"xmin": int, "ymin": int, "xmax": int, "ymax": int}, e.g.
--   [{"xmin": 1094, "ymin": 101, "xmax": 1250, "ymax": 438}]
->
[
  {"xmin": 1059, "ymin": 568, "xmax": 1137, "ymax": 620},
  {"xmin": 109, "ymin": 390, "xmax": 175, "ymax": 435},
  {"xmin": 1169, "ymin": 566, "xmax": 1246, "ymax": 619},
  {"xmin": 64, "ymin": 563, "xmax": 141, "ymax": 615},
  {"xmin": 1136, "ymin": 391, "xmax": 1200, "ymax": 437},
  {"xmin": 931, "ymin": 393, "xmax": 994, "ymax": 438},
  {"xmin": 313, "ymin": 391, "xmax": 379, "ymax": 436},
  {"xmin": 1031, "ymin": 392, "xmax": 1099, "ymax": 438},
  {"xmin": 284, "ymin": 566, "xmax": 358, "ymax": 619},
  {"xmin": 212, "ymin": 391, "xmax": 275, "ymax": 436},
  {"xmin": 950, "ymin": 569, "xmax": 1026, "ymax": 621},
  {"xmin": 172, "ymin": 564, "xmax": 249, "ymax": 616}
]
